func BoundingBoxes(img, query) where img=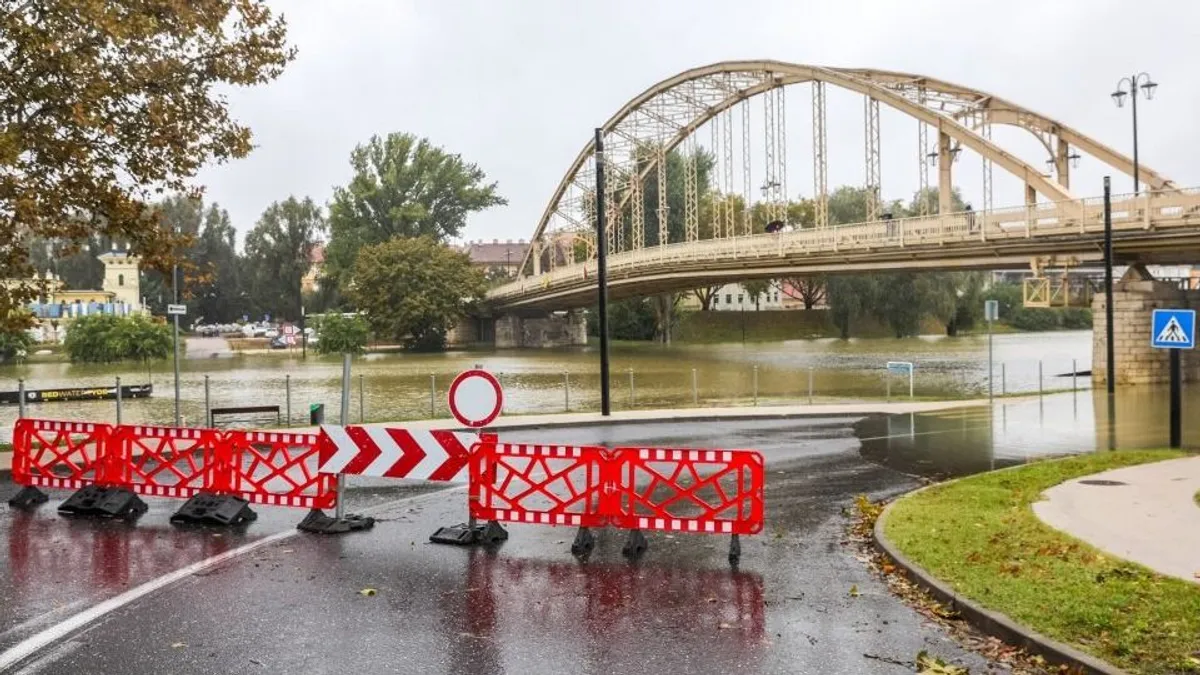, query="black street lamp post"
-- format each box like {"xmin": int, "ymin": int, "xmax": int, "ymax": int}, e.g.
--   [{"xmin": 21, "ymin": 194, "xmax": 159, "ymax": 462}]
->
[{"xmin": 1111, "ymin": 73, "xmax": 1158, "ymax": 194}]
